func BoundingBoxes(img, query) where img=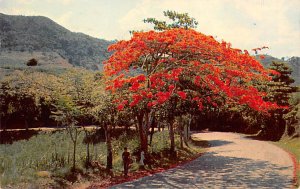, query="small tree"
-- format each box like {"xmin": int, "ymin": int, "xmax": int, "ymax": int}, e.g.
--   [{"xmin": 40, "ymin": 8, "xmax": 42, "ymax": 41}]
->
[
  {"xmin": 90, "ymin": 94, "xmax": 116, "ymax": 171},
  {"xmin": 51, "ymin": 69, "xmax": 98, "ymax": 171},
  {"xmin": 262, "ymin": 61, "xmax": 297, "ymax": 140},
  {"xmin": 52, "ymin": 97, "xmax": 80, "ymax": 171}
]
